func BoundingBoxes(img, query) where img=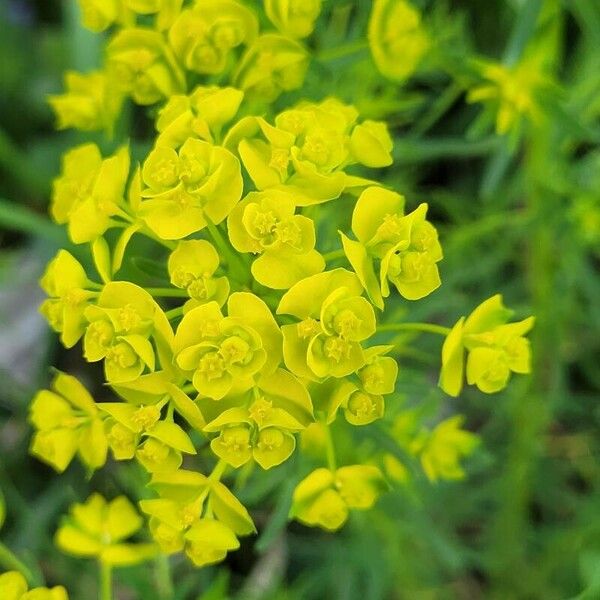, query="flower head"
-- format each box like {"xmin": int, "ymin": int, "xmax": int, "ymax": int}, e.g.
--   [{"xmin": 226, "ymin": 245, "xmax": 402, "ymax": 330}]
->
[
  {"xmin": 56, "ymin": 494, "xmax": 156, "ymax": 566},
  {"xmin": 139, "ymin": 138, "xmax": 243, "ymax": 239},
  {"xmin": 440, "ymin": 294, "xmax": 535, "ymax": 396},
  {"xmin": 29, "ymin": 372, "xmax": 107, "ymax": 473}
]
